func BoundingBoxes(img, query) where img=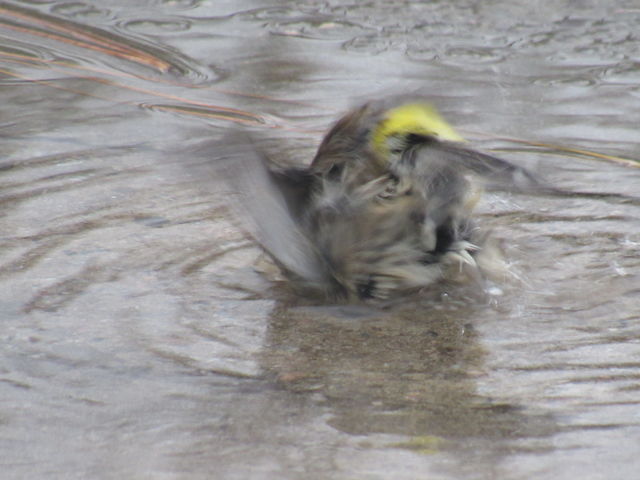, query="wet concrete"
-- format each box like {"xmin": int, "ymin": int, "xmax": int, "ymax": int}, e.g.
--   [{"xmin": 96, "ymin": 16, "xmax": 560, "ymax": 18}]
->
[{"xmin": 1, "ymin": 1, "xmax": 639, "ymax": 479}]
